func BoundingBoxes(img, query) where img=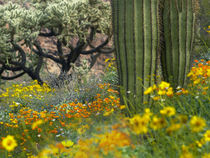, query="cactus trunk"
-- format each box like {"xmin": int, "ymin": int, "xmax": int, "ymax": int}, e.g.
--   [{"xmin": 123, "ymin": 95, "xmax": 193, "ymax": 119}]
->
[
  {"xmin": 161, "ymin": 0, "xmax": 195, "ymax": 88},
  {"xmin": 111, "ymin": 0, "xmax": 161, "ymax": 111}
]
